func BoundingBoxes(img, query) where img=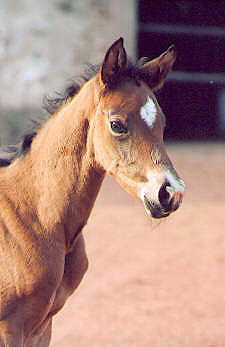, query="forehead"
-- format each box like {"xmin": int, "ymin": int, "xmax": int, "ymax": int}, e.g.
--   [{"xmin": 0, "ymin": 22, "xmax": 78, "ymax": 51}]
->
[
  {"xmin": 104, "ymin": 81, "xmax": 166, "ymax": 131},
  {"xmin": 105, "ymin": 81, "xmax": 151, "ymax": 108},
  {"xmin": 105, "ymin": 81, "xmax": 161, "ymax": 117}
]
